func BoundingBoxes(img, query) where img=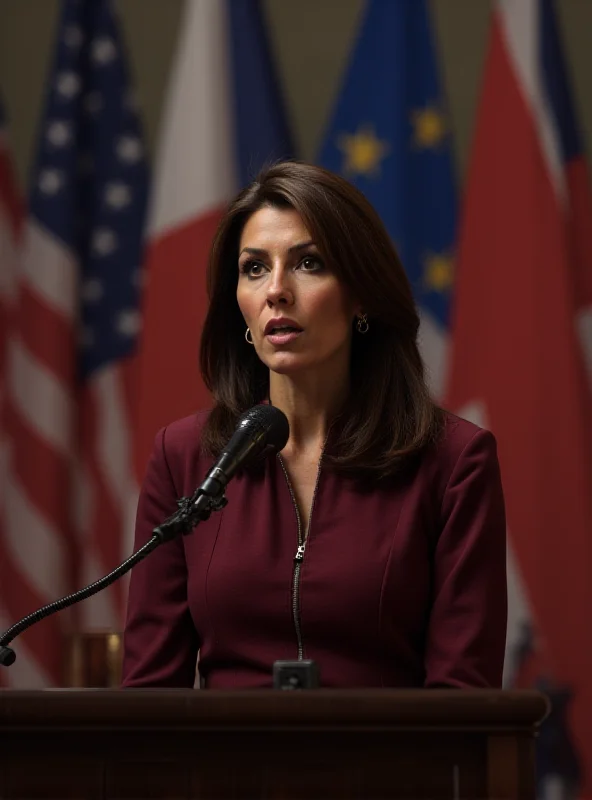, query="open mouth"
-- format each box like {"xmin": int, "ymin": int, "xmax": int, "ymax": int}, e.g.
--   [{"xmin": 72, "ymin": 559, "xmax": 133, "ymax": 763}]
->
[{"xmin": 268, "ymin": 326, "xmax": 302, "ymax": 335}]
